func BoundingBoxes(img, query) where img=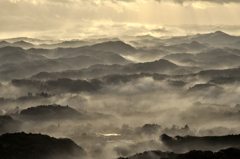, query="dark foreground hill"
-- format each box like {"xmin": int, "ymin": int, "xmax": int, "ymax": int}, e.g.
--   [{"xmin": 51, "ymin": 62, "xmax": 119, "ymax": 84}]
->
[
  {"xmin": 0, "ymin": 132, "xmax": 86, "ymax": 159},
  {"xmin": 160, "ymin": 134, "xmax": 240, "ymax": 152},
  {"xmin": 0, "ymin": 116, "xmax": 21, "ymax": 134},
  {"xmin": 119, "ymin": 148, "xmax": 240, "ymax": 159}
]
